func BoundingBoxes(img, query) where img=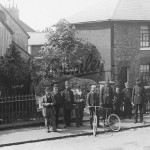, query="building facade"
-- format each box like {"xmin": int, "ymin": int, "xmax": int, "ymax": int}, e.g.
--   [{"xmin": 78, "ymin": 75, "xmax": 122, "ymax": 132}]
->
[
  {"xmin": 68, "ymin": 0, "xmax": 150, "ymax": 86},
  {"xmin": 0, "ymin": 3, "xmax": 34, "ymax": 60}
]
